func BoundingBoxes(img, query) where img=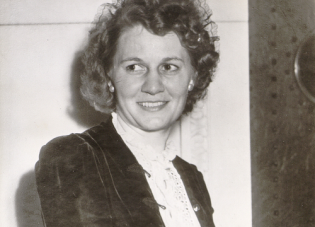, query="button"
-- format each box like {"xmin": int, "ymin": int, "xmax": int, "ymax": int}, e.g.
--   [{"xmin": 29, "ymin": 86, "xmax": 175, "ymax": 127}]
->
[{"xmin": 193, "ymin": 204, "xmax": 200, "ymax": 212}]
